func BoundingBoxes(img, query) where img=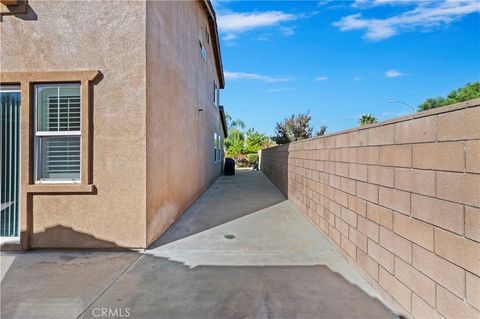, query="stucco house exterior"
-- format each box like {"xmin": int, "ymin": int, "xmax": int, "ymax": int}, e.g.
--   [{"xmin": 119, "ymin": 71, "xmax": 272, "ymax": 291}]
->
[{"xmin": 0, "ymin": 0, "xmax": 227, "ymax": 250}]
